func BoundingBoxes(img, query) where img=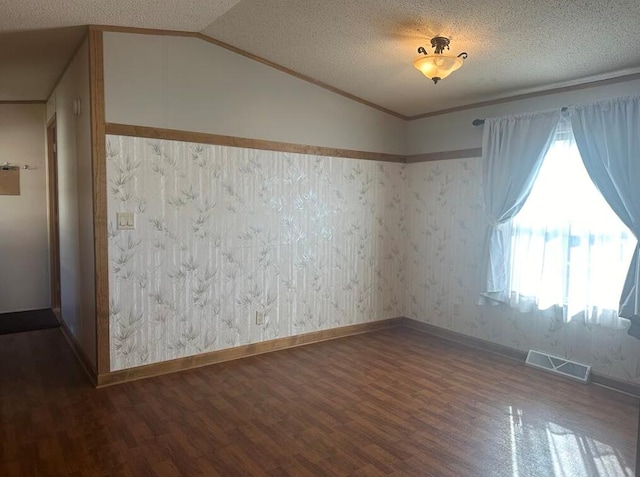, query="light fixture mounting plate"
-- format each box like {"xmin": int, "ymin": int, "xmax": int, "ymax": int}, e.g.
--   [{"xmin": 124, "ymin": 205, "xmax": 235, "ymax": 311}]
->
[{"xmin": 430, "ymin": 36, "xmax": 450, "ymax": 54}]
